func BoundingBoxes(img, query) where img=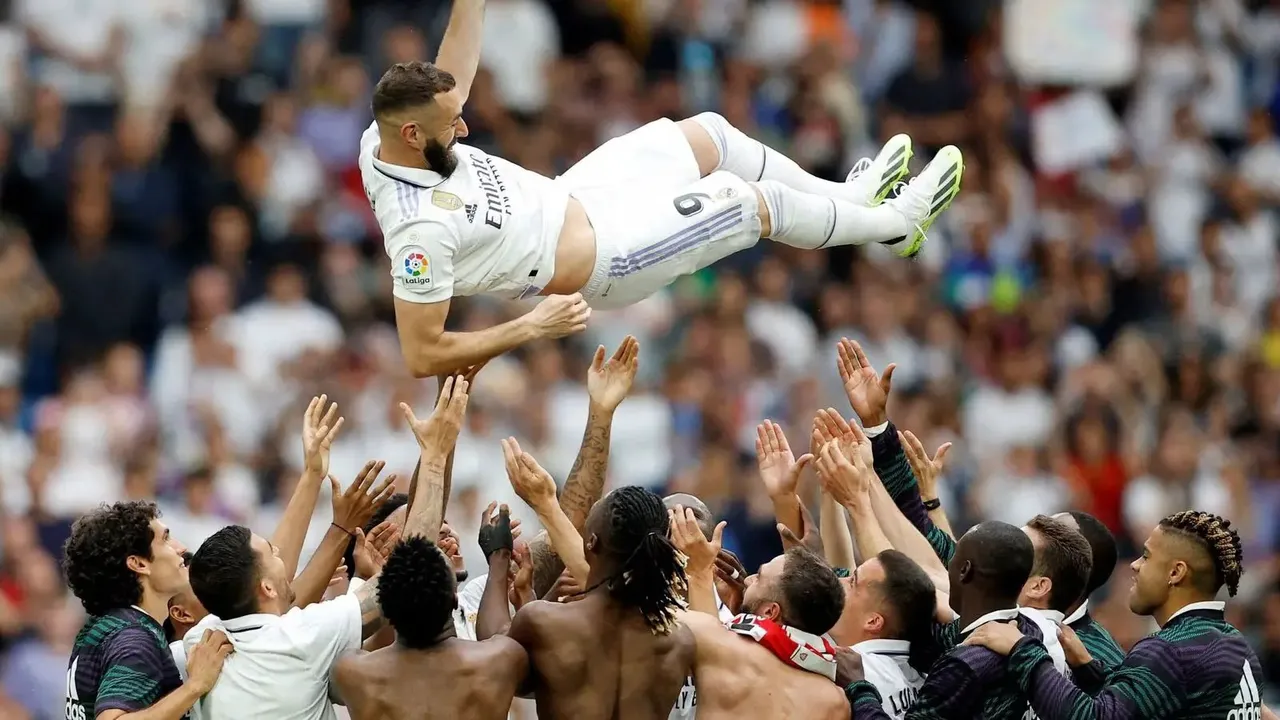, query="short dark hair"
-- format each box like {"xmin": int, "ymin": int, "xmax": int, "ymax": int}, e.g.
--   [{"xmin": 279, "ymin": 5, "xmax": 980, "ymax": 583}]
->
[
  {"xmin": 528, "ymin": 534, "xmax": 563, "ymax": 600},
  {"xmin": 64, "ymin": 501, "xmax": 159, "ymax": 616},
  {"xmin": 962, "ymin": 521, "xmax": 1035, "ymax": 601},
  {"xmin": 874, "ymin": 550, "xmax": 937, "ymax": 642},
  {"xmin": 189, "ymin": 526, "xmax": 259, "ymax": 621},
  {"xmin": 1065, "ymin": 511, "xmax": 1119, "ymax": 596},
  {"xmin": 345, "ymin": 493, "xmax": 410, "ymax": 579},
  {"xmin": 372, "ymin": 62, "xmax": 457, "ymax": 119},
  {"xmin": 378, "ymin": 535, "xmax": 457, "ymax": 649},
  {"xmin": 777, "ymin": 548, "xmax": 845, "ymax": 636},
  {"xmin": 1026, "ymin": 515, "xmax": 1093, "ymax": 612}
]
